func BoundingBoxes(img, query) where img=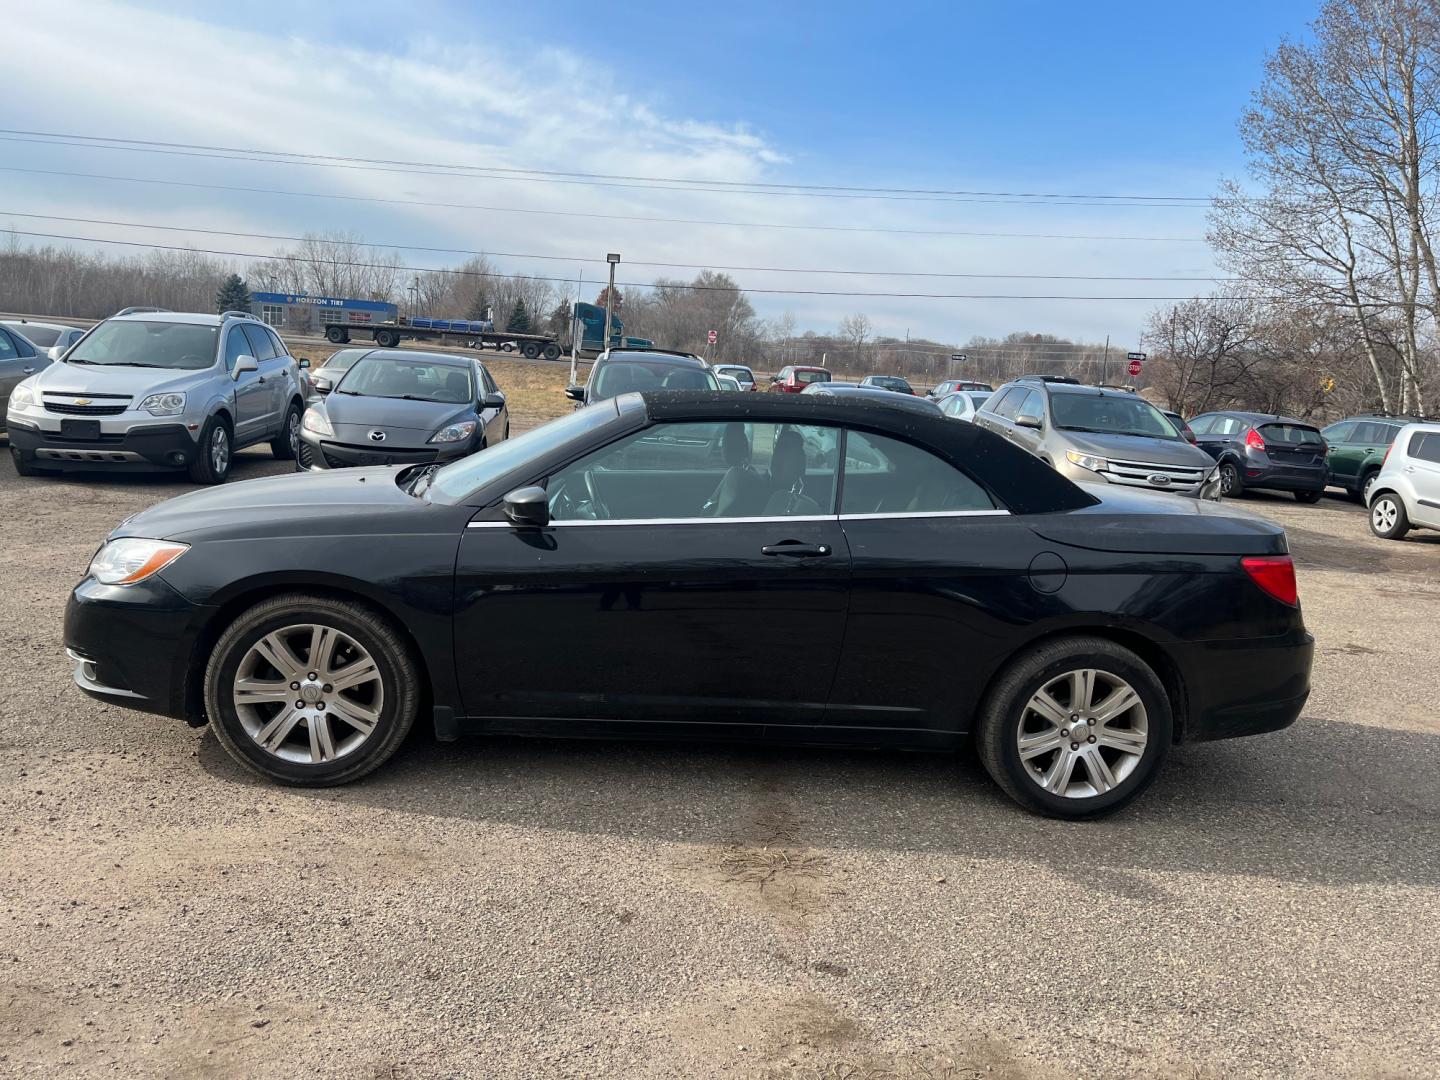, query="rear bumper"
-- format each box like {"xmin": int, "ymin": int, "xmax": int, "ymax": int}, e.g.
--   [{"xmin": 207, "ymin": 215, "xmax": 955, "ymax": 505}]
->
[
  {"xmin": 1243, "ymin": 455, "xmax": 1327, "ymax": 492},
  {"xmin": 8, "ymin": 418, "xmax": 196, "ymax": 470},
  {"xmin": 1171, "ymin": 631, "xmax": 1314, "ymax": 742}
]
